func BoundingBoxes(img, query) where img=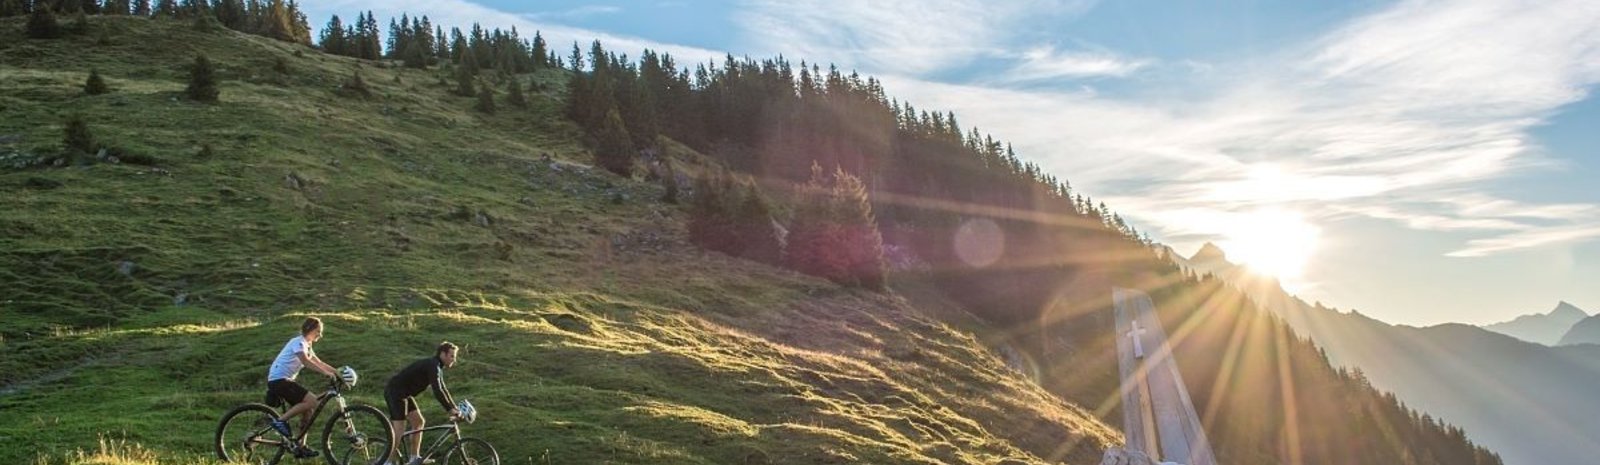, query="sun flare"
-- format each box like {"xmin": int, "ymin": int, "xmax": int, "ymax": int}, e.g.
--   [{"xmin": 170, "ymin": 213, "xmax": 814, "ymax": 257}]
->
[{"xmin": 1218, "ymin": 209, "xmax": 1321, "ymax": 286}]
